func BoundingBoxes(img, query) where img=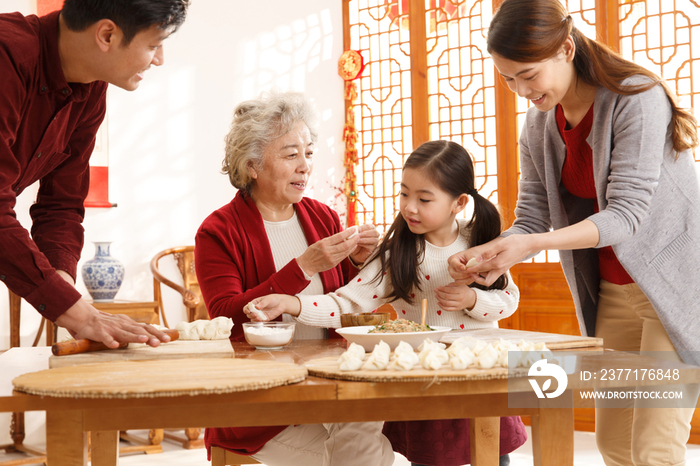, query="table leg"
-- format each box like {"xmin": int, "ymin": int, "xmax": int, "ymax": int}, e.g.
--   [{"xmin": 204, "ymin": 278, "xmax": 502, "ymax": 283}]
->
[
  {"xmin": 9, "ymin": 290, "xmax": 21, "ymax": 349},
  {"xmin": 470, "ymin": 417, "xmax": 500, "ymax": 466},
  {"xmin": 531, "ymin": 407, "xmax": 574, "ymax": 466},
  {"xmin": 91, "ymin": 431, "xmax": 119, "ymax": 466},
  {"xmin": 47, "ymin": 410, "xmax": 87, "ymax": 466}
]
